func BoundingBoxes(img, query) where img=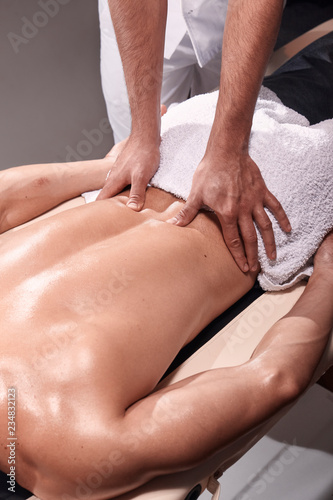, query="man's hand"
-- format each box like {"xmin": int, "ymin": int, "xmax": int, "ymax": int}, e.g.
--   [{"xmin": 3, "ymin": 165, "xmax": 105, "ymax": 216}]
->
[
  {"xmin": 168, "ymin": 150, "xmax": 291, "ymax": 273},
  {"xmin": 97, "ymin": 105, "xmax": 167, "ymax": 208},
  {"xmin": 172, "ymin": 0, "xmax": 288, "ymax": 272},
  {"xmin": 97, "ymin": 135, "xmax": 160, "ymax": 210}
]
